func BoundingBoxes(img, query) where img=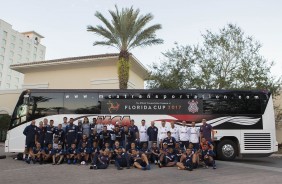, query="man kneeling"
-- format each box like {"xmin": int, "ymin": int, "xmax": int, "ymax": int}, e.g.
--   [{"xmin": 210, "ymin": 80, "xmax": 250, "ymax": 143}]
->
[
  {"xmin": 176, "ymin": 148, "xmax": 194, "ymax": 171},
  {"xmin": 90, "ymin": 149, "xmax": 110, "ymax": 170},
  {"xmin": 52, "ymin": 144, "xmax": 65, "ymax": 165}
]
